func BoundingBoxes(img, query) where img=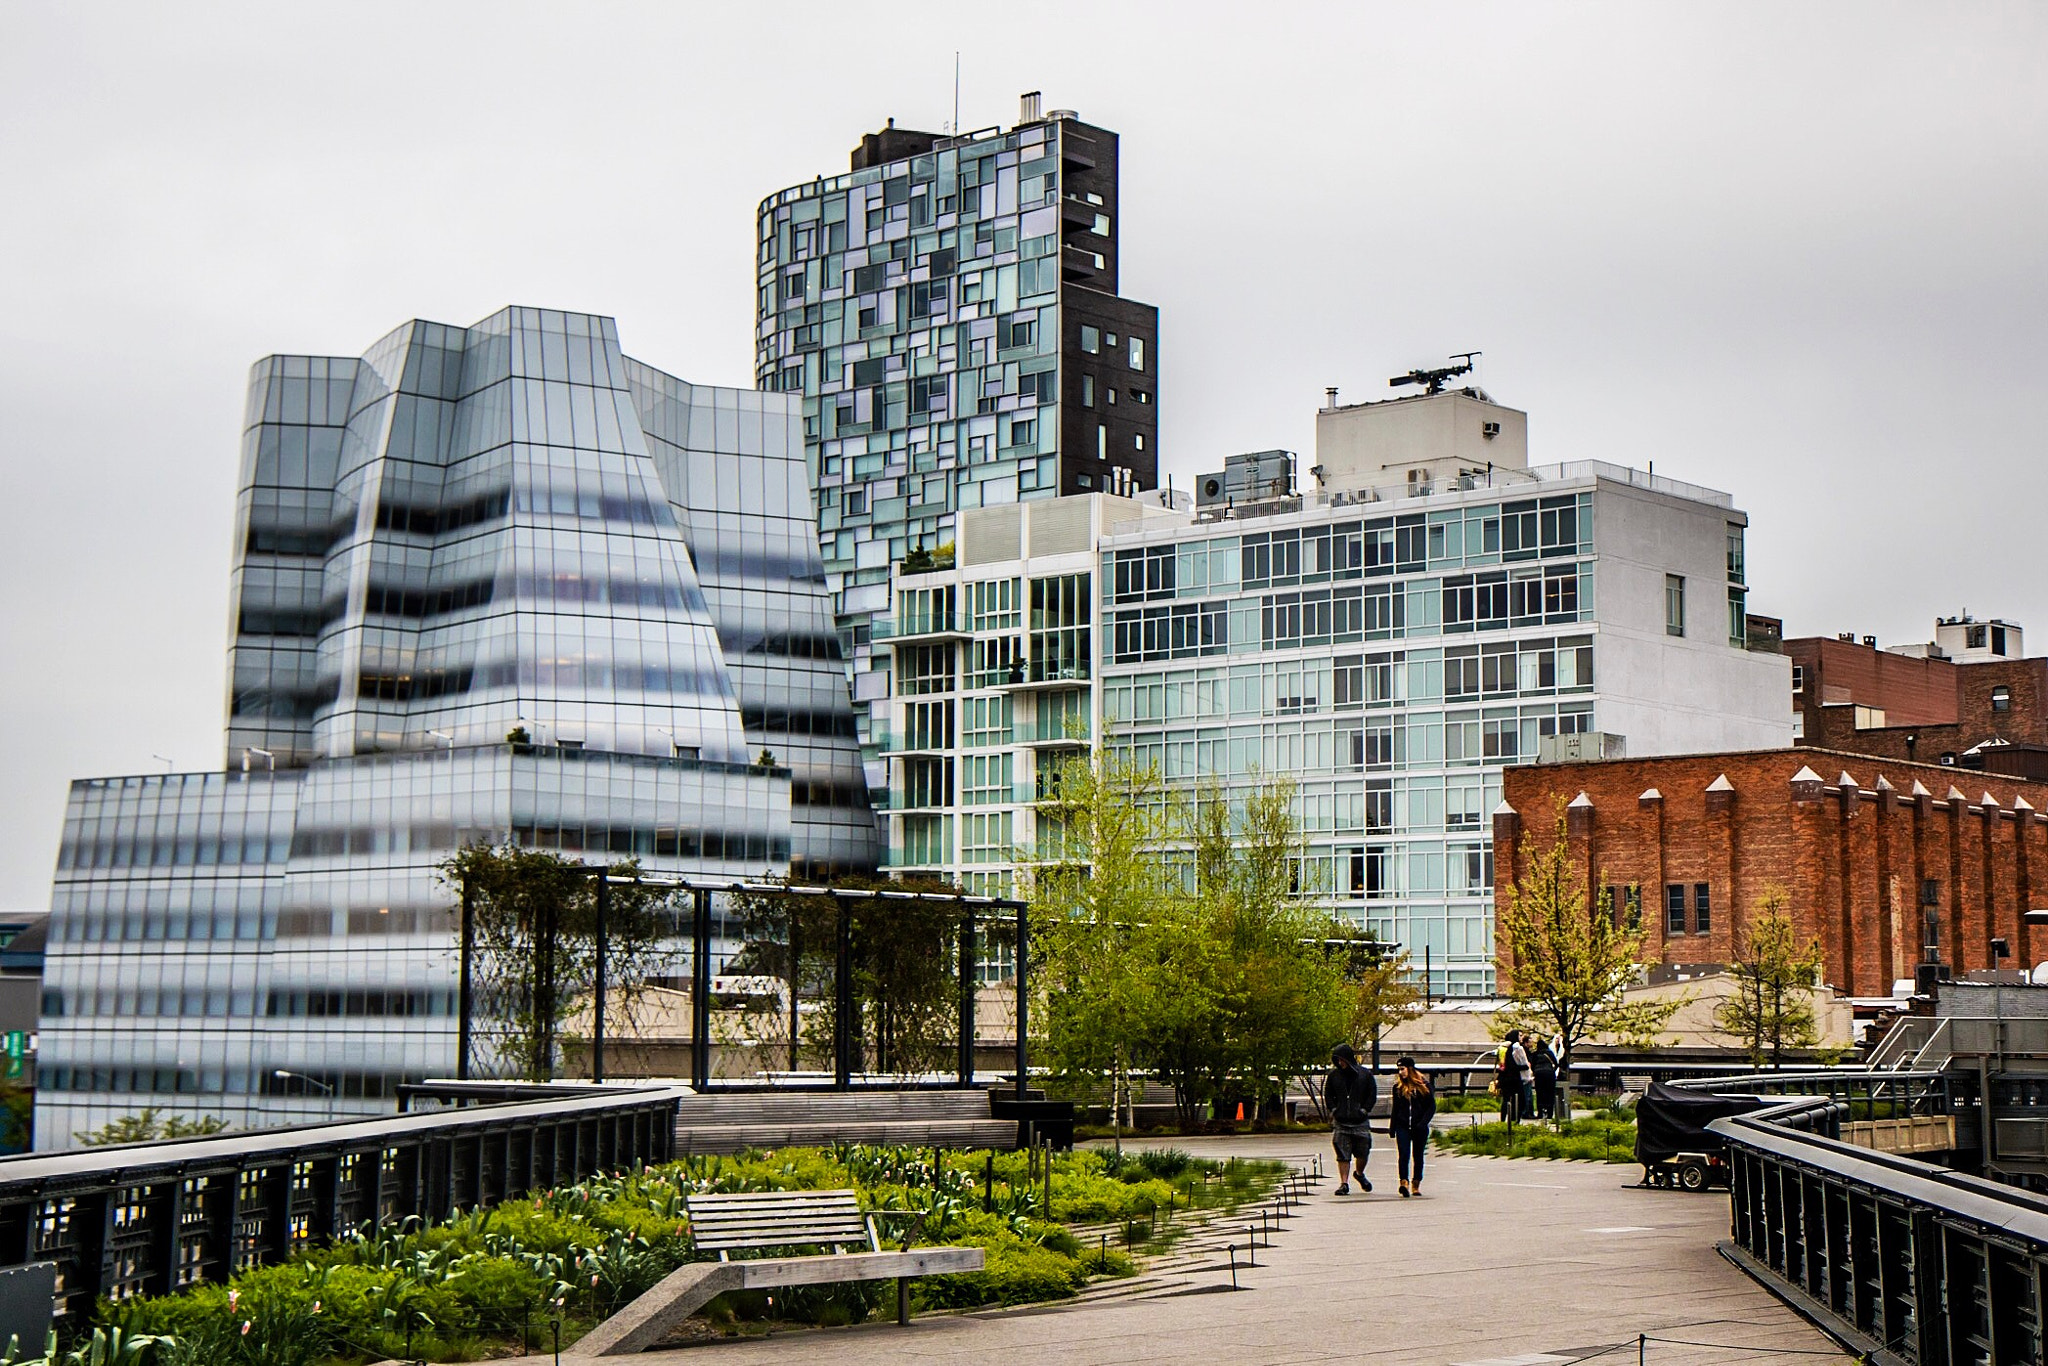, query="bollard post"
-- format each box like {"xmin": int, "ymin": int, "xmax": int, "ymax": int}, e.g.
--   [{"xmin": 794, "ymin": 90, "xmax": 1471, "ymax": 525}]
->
[
  {"xmin": 1246, "ymin": 1225, "xmax": 1257, "ymax": 1266},
  {"xmin": 1229, "ymin": 1242, "xmax": 1238, "ymax": 1290}
]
